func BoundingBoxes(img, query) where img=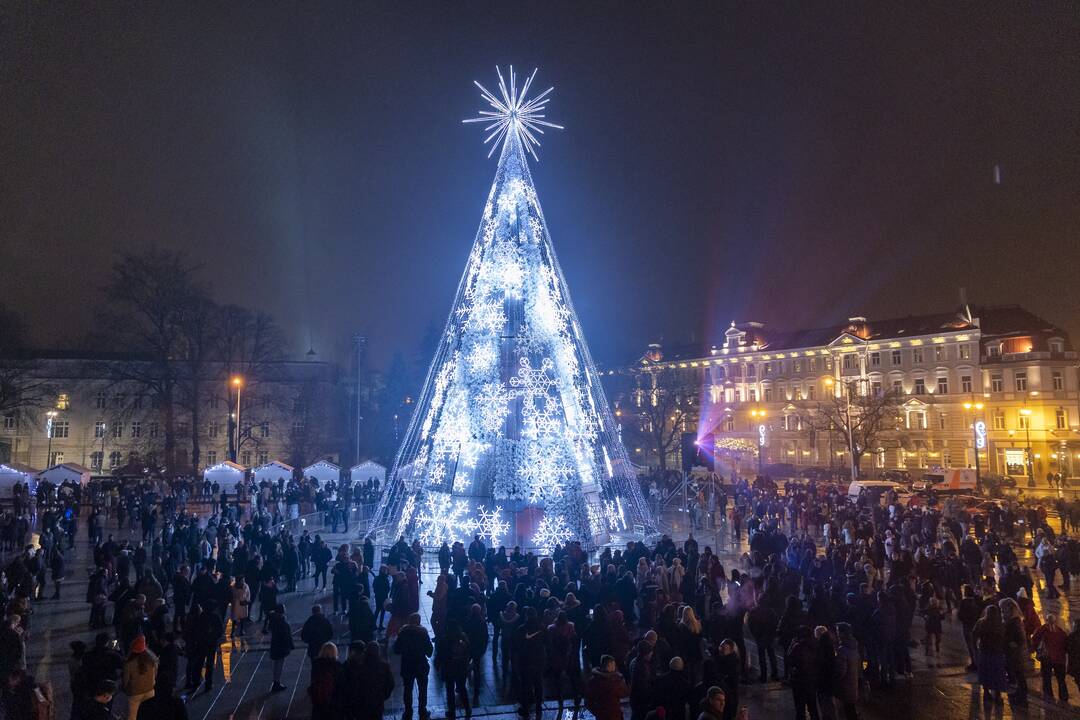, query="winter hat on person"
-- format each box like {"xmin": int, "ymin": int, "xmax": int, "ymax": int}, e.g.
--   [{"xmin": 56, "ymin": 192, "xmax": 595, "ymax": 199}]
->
[
  {"xmin": 130, "ymin": 636, "xmax": 147, "ymax": 654},
  {"xmin": 564, "ymin": 593, "xmax": 580, "ymax": 609},
  {"xmin": 1016, "ymin": 588, "xmax": 1028, "ymax": 600},
  {"xmin": 669, "ymin": 657, "xmax": 685, "ymax": 672}
]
